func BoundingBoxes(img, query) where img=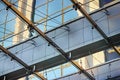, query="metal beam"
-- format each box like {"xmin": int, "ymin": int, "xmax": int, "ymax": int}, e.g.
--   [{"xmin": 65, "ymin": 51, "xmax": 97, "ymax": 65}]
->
[
  {"xmin": 34, "ymin": 72, "xmax": 46, "ymax": 80},
  {"xmin": 70, "ymin": 0, "xmax": 120, "ymax": 55},
  {"xmin": 0, "ymin": 33, "xmax": 120, "ymax": 80},
  {"xmin": 1, "ymin": 0, "xmax": 95, "ymax": 80},
  {"xmin": 0, "ymin": 47, "xmax": 45, "ymax": 80},
  {"xmin": 0, "ymin": 45, "xmax": 29, "ymax": 69},
  {"xmin": 0, "ymin": 45, "xmax": 46, "ymax": 80}
]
